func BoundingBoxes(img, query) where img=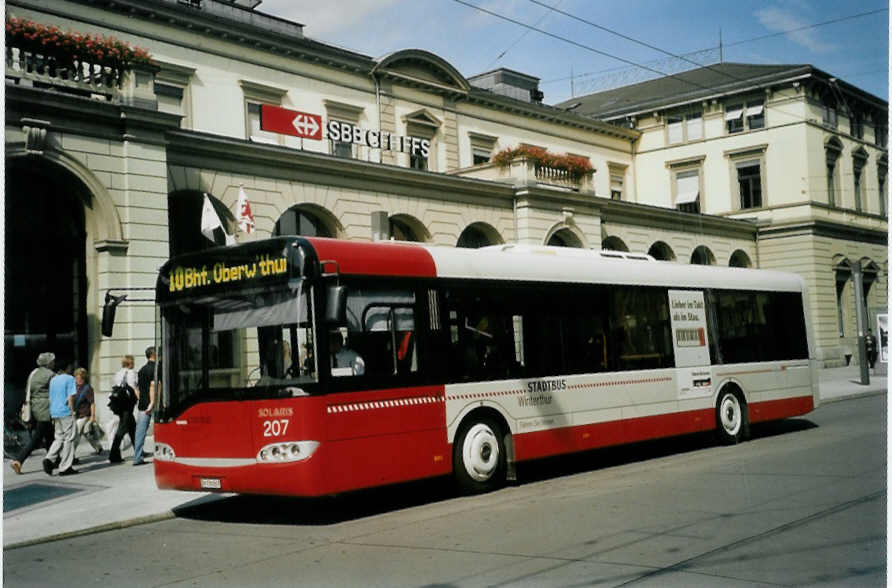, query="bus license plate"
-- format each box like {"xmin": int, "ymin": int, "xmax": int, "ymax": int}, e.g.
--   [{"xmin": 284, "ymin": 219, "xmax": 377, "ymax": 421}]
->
[{"xmin": 200, "ymin": 478, "xmax": 222, "ymax": 490}]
